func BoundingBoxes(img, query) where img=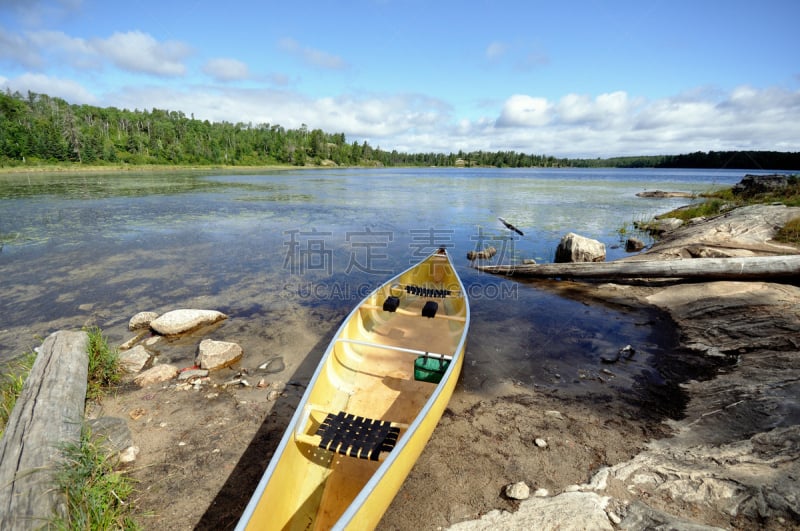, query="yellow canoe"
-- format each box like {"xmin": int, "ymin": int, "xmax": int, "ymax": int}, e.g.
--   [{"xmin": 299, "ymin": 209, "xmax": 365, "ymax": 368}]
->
[{"xmin": 236, "ymin": 248, "xmax": 470, "ymax": 530}]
